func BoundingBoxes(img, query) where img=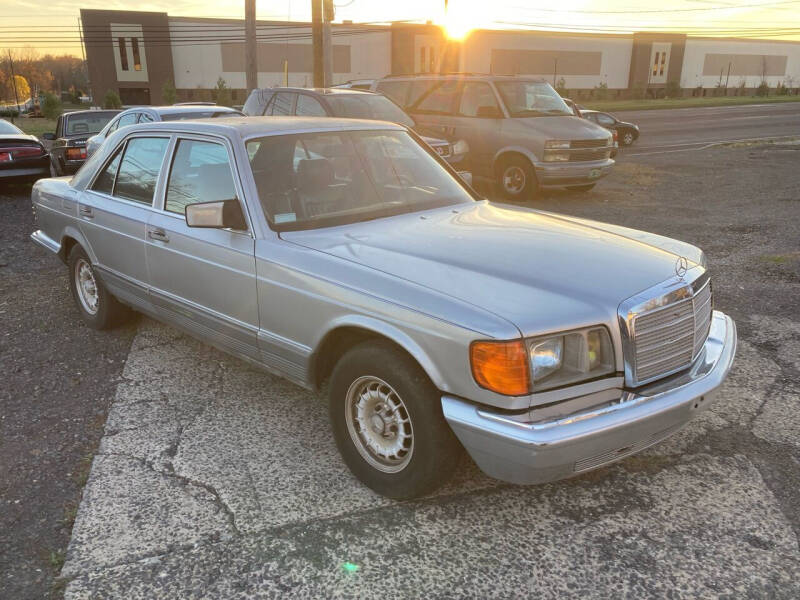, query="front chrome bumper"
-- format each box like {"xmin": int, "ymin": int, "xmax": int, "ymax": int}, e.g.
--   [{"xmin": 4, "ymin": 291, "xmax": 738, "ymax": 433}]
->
[
  {"xmin": 534, "ymin": 158, "xmax": 614, "ymax": 186},
  {"xmin": 442, "ymin": 310, "xmax": 737, "ymax": 485}
]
